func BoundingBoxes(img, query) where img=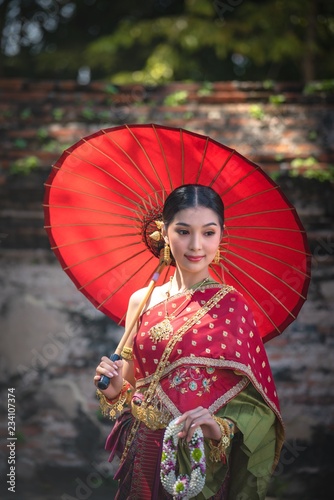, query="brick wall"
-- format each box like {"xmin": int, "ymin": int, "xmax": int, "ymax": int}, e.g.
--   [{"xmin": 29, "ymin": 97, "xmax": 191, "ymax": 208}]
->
[{"xmin": 1, "ymin": 78, "xmax": 334, "ymax": 251}]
